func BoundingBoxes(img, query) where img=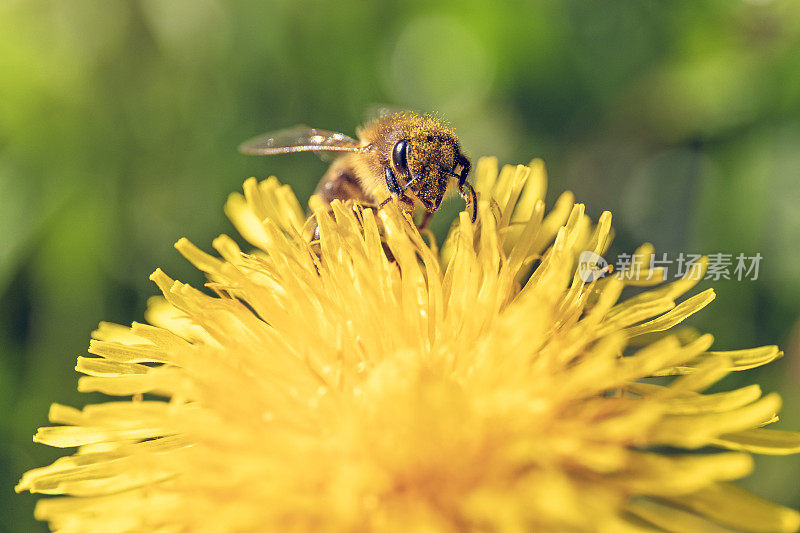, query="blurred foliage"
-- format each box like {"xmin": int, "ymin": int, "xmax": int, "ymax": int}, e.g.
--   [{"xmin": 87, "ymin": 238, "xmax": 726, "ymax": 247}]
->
[{"xmin": 2, "ymin": 0, "xmax": 800, "ymax": 530}]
